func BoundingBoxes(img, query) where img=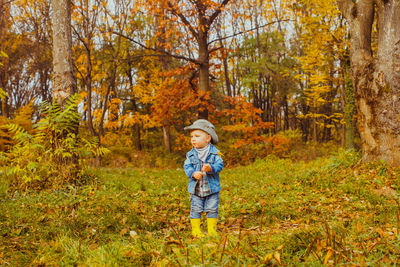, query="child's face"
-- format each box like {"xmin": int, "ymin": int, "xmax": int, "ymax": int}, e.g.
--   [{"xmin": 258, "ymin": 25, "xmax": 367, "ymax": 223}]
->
[{"xmin": 190, "ymin": 130, "xmax": 211, "ymax": 149}]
